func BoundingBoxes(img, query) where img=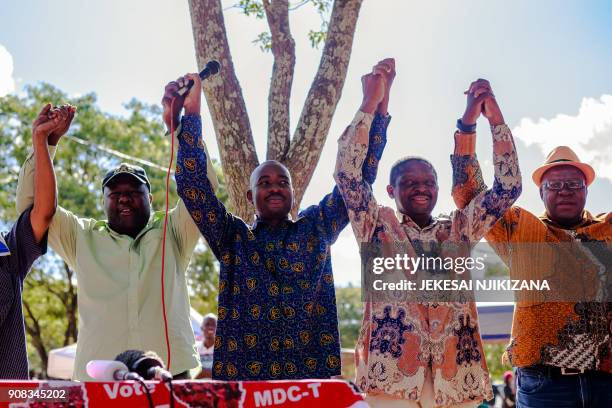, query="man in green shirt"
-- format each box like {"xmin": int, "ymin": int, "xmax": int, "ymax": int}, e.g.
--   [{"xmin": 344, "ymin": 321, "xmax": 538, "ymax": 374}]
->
[{"xmin": 16, "ymin": 84, "xmax": 218, "ymax": 380}]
